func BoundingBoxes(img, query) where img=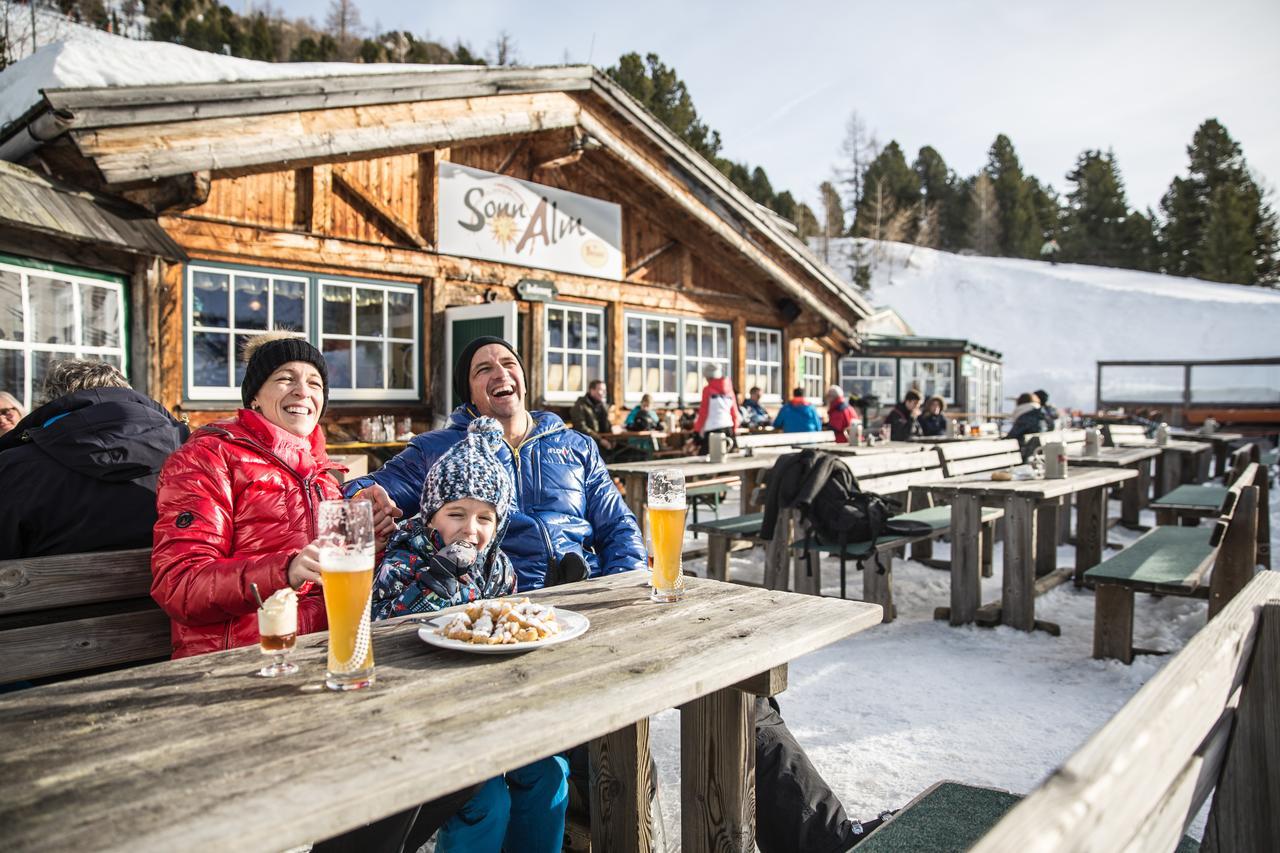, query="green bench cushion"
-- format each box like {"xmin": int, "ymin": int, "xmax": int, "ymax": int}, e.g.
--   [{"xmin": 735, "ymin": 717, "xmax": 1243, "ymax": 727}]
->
[
  {"xmin": 857, "ymin": 781, "xmax": 1201, "ymax": 852},
  {"xmin": 857, "ymin": 782, "xmax": 1021, "ymax": 852},
  {"xmin": 790, "ymin": 506, "xmax": 1002, "ymax": 556},
  {"xmin": 1152, "ymin": 484, "xmax": 1228, "ymax": 511},
  {"xmin": 1261, "ymin": 447, "xmax": 1278, "ymax": 466},
  {"xmin": 686, "ymin": 512, "xmax": 764, "ymax": 537},
  {"xmin": 1084, "ymin": 526, "xmax": 1215, "ymax": 592}
]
